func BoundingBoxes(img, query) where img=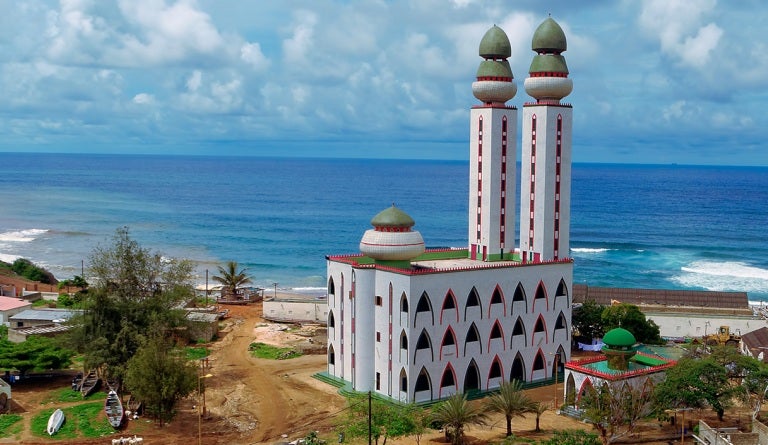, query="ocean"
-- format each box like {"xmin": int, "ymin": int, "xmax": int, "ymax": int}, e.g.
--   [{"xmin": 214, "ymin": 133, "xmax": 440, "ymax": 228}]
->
[{"xmin": 0, "ymin": 153, "xmax": 766, "ymax": 301}]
